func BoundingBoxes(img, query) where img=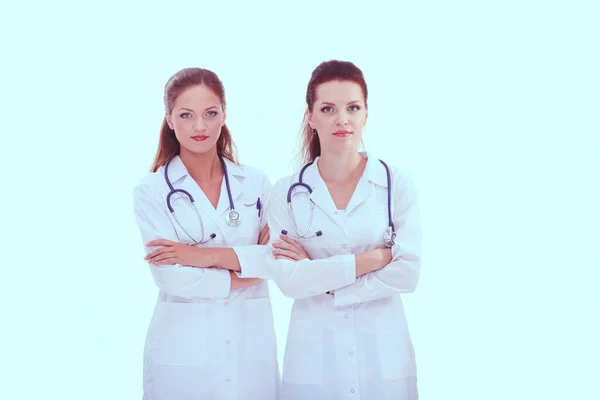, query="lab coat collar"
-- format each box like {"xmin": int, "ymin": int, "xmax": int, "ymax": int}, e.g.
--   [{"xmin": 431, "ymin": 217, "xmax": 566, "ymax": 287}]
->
[
  {"xmin": 164, "ymin": 155, "xmax": 246, "ymax": 222},
  {"xmin": 299, "ymin": 159, "xmax": 339, "ymax": 226},
  {"xmin": 299, "ymin": 152, "xmax": 387, "ymax": 228},
  {"xmin": 165, "ymin": 155, "xmax": 246, "ymax": 181},
  {"xmin": 222, "ymin": 157, "xmax": 246, "ymax": 178},
  {"xmin": 217, "ymin": 158, "xmax": 245, "ymax": 218},
  {"xmin": 164, "ymin": 155, "xmax": 188, "ymax": 183},
  {"xmin": 362, "ymin": 152, "xmax": 389, "ymax": 188},
  {"xmin": 303, "ymin": 152, "xmax": 389, "ymax": 188}
]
